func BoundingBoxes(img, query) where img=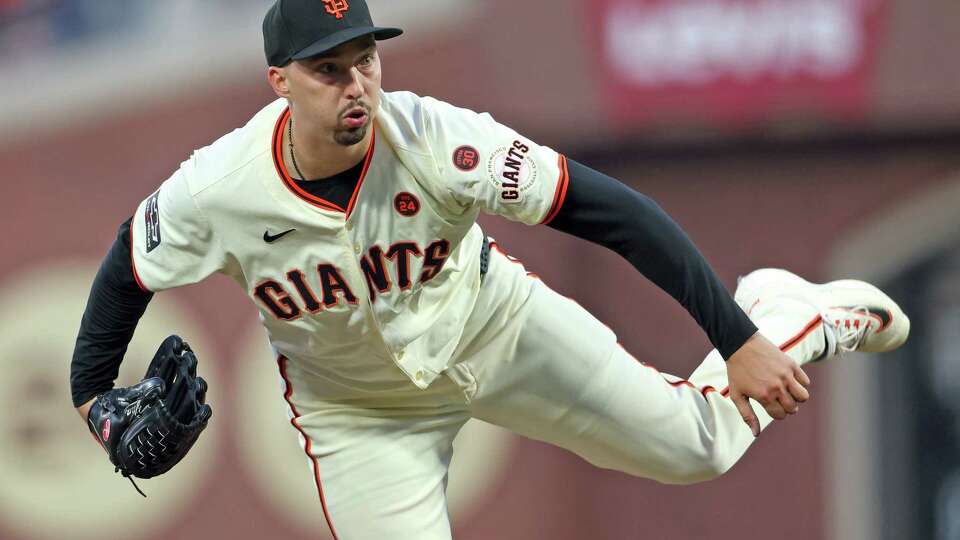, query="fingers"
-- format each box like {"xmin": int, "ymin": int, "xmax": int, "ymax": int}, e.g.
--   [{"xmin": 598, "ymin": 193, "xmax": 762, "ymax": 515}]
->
[
  {"xmin": 763, "ymin": 398, "xmax": 788, "ymax": 420},
  {"xmin": 183, "ymin": 349, "xmax": 199, "ymax": 378},
  {"xmin": 196, "ymin": 404, "xmax": 213, "ymax": 425},
  {"xmin": 146, "ymin": 336, "xmax": 178, "ymax": 374},
  {"xmin": 127, "ymin": 377, "xmax": 165, "ymax": 403},
  {"xmin": 794, "ymin": 365, "xmax": 811, "ymax": 387},
  {"xmin": 767, "ymin": 378, "xmax": 807, "ymax": 417},
  {"xmin": 168, "ymin": 364, "xmax": 193, "ymax": 420},
  {"xmin": 168, "ymin": 334, "xmax": 186, "ymax": 355},
  {"xmin": 161, "ymin": 347, "xmax": 207, "ymax": 423},
  {"xmin": 761, "ymin": 368, "xmax": 814, "ymax": 420},
  {"xmin": 779, "ymin": 365, "xmax": 811, "ymax": 412},
  {"xmin": 787, "ymin": 376, "xmax": 810, "ymax": 404},
  {"xmin": 196, "ymin": 377, "xmax": 208, "ymax": 404},
  {"xmin": 731, "ymin": 392, "xmax": 761, "ymax": 437}
]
